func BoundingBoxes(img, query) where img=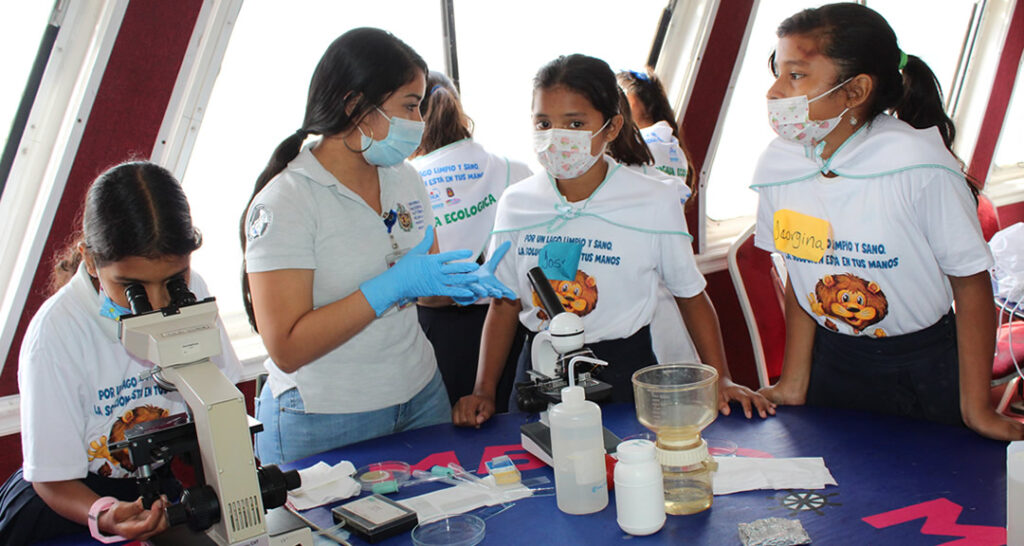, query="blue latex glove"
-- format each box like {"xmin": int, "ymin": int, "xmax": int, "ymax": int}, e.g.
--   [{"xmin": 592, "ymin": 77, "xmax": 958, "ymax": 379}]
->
[
  {"xmin": 360, "ymin": 225, "xmax": 480, "ymax": 316},
  {"xmin": 452, "ymin": 240, "xmax": 518, "ymax": 306}
]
